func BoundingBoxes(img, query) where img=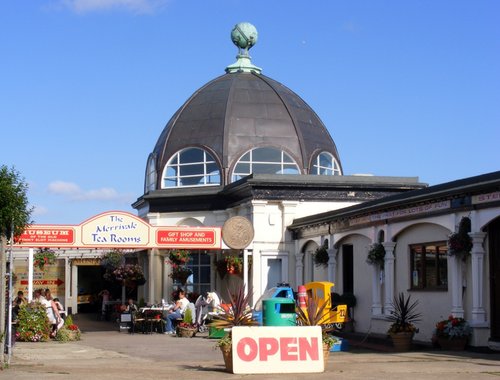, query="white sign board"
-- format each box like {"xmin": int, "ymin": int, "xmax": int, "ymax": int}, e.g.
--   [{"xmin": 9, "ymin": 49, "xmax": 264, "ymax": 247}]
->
[{"xmin": 231, "ymin": 326, "xmax": 324, "ymax": 374}]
